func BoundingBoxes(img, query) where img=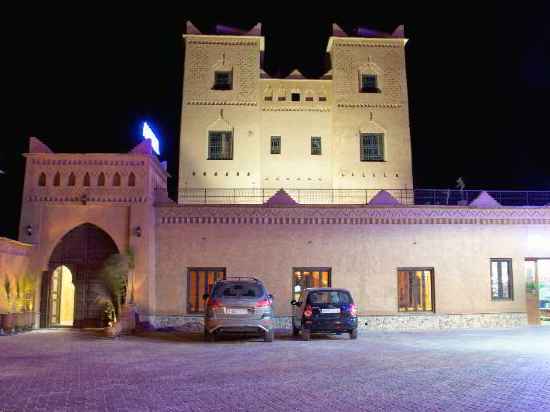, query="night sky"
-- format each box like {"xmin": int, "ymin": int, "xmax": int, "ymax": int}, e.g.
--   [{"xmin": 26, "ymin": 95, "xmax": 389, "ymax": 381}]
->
[{"xmin": 2, "ymin": 5, "xmax": 549, "ymax": 238}]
